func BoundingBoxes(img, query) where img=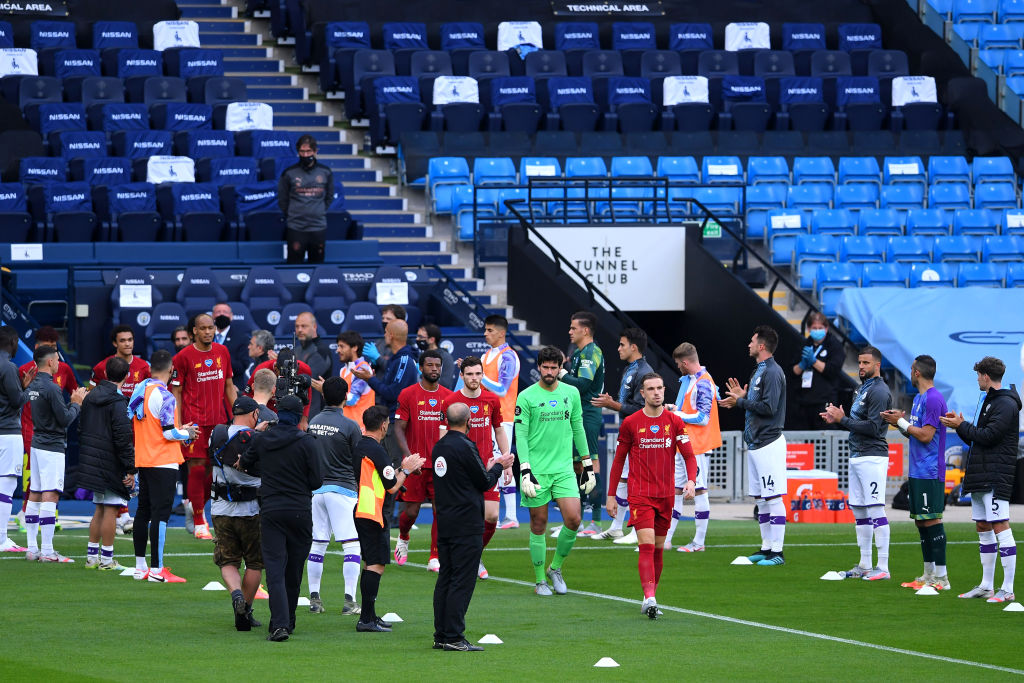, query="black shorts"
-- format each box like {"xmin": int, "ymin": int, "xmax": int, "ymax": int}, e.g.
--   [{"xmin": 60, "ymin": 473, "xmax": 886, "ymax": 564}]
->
[
  {"xmin": 355, "ymin": 517, "xmax": 390, "ymax": 567},
  {"xmin": 908, "ymin": 478, "xmax": 945, "ymax": 520},
  {"xmin": 213, "ymin": 514, "xmax": 264, "ymax": 569}
]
